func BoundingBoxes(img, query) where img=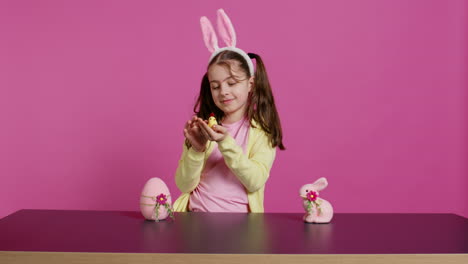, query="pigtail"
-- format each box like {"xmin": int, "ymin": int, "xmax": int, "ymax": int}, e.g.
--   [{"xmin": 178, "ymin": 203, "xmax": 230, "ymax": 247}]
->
[{"xmin": 247, "ymin": 53, "xmax": 285, "ymax": 150}]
